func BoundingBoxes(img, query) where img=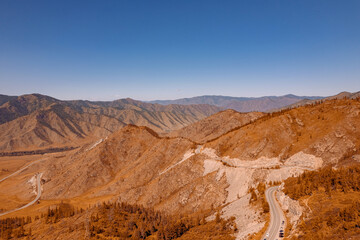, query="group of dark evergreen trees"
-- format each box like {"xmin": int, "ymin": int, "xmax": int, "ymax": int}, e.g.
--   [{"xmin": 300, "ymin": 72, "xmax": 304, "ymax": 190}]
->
[
  {"xmin": 284, "ymin": 165, "xmax": 360, "ymax": 199},
  {"xmin": 0, "ymin": 201, "xmax": 236, "ymax": 239},
  {"xmin": 285, "ymin": 164, "xmax": 360, "ymax": 239},
  {"xmin": 0, "ymin": 216, "xmax": 32, "ymax": 239},
  {"xmin": 88, "ymin": 202, "xmax": 235, "ymax": 239}
]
